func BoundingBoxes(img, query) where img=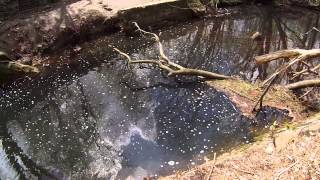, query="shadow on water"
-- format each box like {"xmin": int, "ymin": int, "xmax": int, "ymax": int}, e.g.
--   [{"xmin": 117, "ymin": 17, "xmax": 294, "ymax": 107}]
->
[{"xmin": 0, "ymin": 5, "xmax": 319, "ymax": 180}]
